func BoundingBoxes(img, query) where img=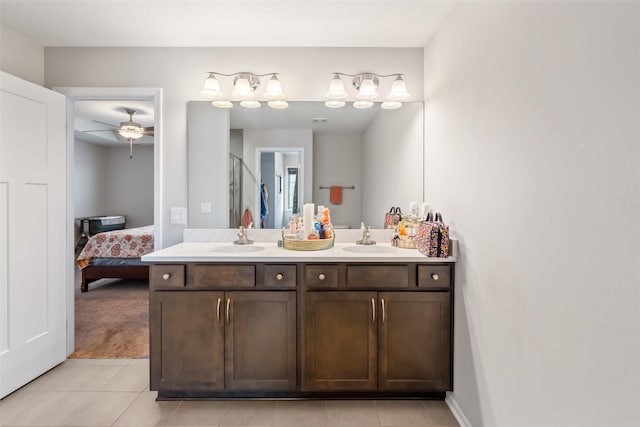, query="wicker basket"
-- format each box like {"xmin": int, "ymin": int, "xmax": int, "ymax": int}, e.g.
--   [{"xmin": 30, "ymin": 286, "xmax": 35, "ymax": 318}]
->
[
  {"xmin": 282, "ymin": 227, "xmax": 335, "ymax": 251},
  {"xmin": 396, "ymin": 235, "xmax": 417, "ymax": 249}
]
